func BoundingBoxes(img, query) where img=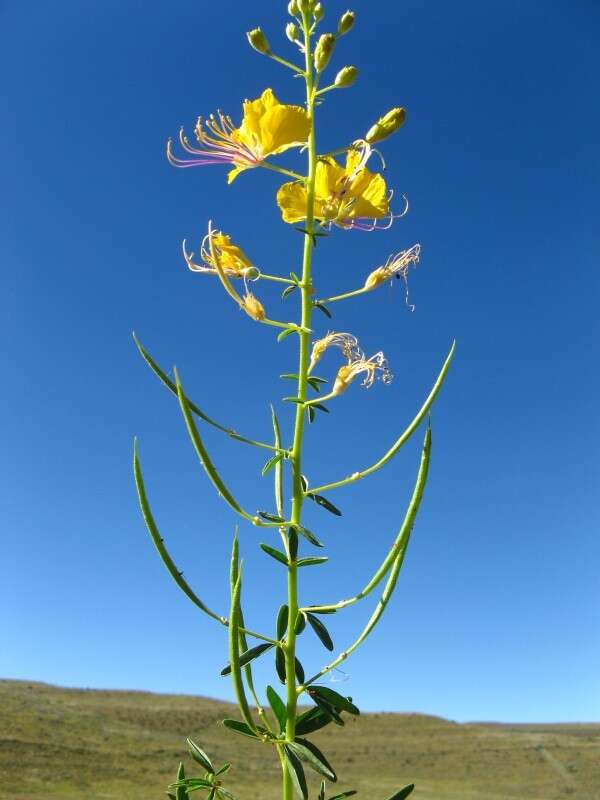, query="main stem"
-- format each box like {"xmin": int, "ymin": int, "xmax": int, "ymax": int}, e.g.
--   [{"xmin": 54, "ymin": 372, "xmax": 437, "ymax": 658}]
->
[{"xmin": 282, "ymin": 12, "xmax": 317, "ymax": 800}]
